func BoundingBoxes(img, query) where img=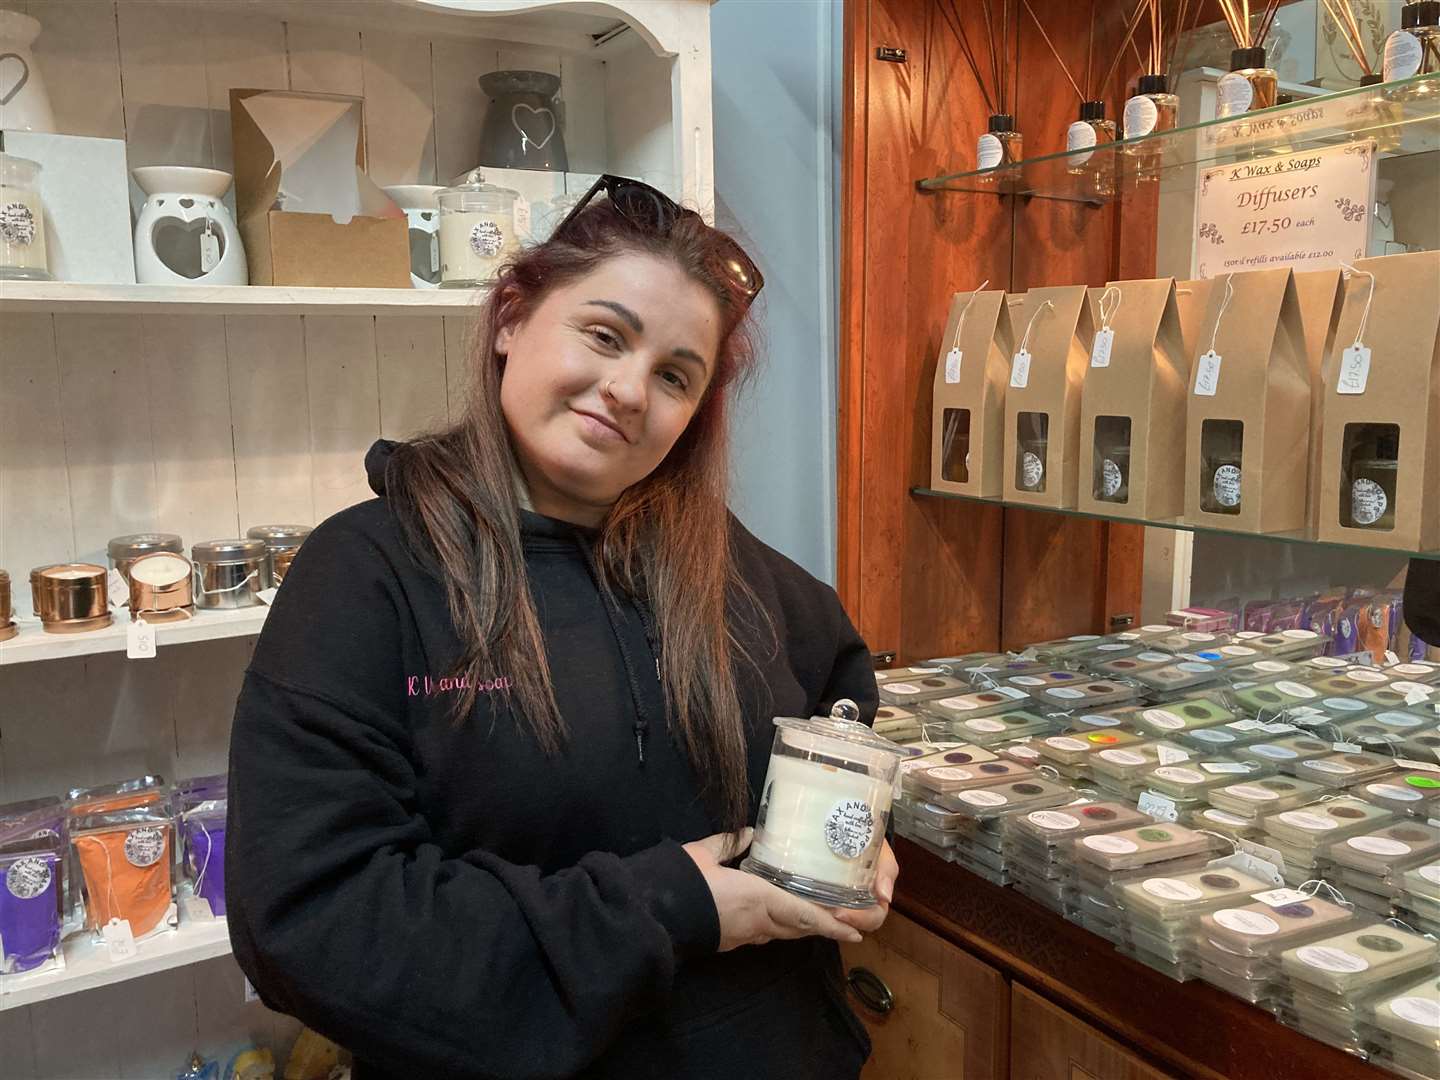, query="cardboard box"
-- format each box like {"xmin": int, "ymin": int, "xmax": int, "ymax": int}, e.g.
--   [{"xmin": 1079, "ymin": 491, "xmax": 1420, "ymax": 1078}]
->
[
  {"xmin": 1317, "ymin": 251, "xmax": 1440, "ymax": 552},
  {"xmin": 230, "ymin": 89, "xmax": 409, "ymax": 287},
  {"xmin": 929, "ymin": 289, "xmax": 1012, "ymax": 498},
  {"xmin": 1293, "ymin": 269, "xmax": 1342, "ymax": 534},
  {"xmin": 1, "ymin": 130, "xmax": 135, "ymax": 283},
  {"xmin": 1002, "ymin": 285, "xmax": 1091, "ymax": 508},
  {"xmin": 1183, "ymin": 268, "xmax": 1311, "ymax": 534},
  {"xmin": 1077, "ymin": 278, "xmax": 1189, "ymax": 521}
]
